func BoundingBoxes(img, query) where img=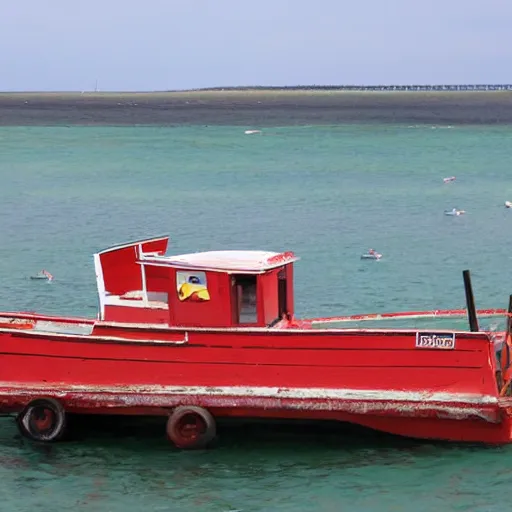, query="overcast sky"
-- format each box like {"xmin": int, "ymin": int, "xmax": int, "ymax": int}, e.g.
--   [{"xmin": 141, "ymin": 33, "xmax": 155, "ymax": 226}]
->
[{"xmin": 1, "ymin": 0, "xmax": 510, "ymax": 91}]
